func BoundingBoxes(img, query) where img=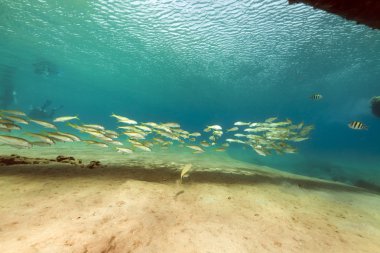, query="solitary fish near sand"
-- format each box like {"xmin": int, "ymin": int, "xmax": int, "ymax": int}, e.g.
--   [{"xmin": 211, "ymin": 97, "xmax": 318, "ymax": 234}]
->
[{"xmin": 180, "ymin": 164, "xmax": 192, "ymax": 183}]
